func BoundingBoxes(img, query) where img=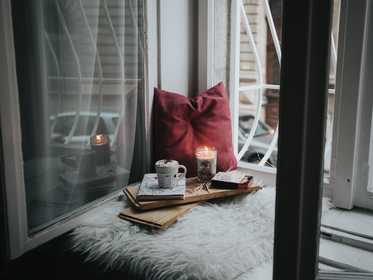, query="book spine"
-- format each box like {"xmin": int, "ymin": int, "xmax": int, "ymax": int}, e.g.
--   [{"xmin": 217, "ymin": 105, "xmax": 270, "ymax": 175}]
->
[{"xmin": 210, "ymin": 181, "xmax": 239, "ymax": 189}]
